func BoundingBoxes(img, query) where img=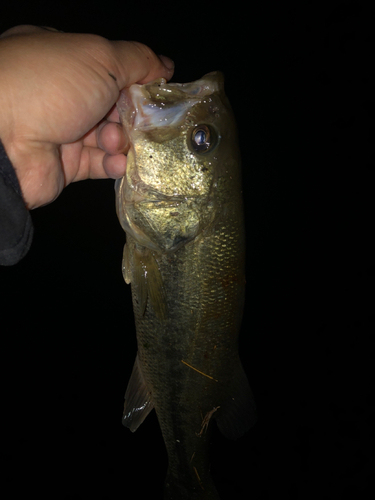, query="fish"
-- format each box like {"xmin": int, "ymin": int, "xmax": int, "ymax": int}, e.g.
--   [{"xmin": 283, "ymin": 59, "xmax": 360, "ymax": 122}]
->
[{"xmin": 115, "ymin": 71, "xmax": 256, "ymax": 499}]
